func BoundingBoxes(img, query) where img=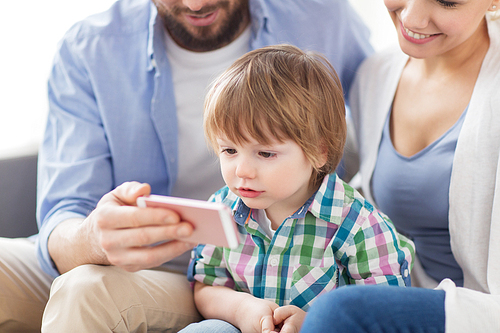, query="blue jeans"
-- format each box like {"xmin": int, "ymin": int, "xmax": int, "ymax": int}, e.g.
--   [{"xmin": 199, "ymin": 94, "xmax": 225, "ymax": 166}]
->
[
  {"xmin": 179, "ymin": 319, "xmax": 241, "ymax": 333},
  {"xmin": 300, "ymin": 285, "xmax": 445, "ymax": 333}
]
